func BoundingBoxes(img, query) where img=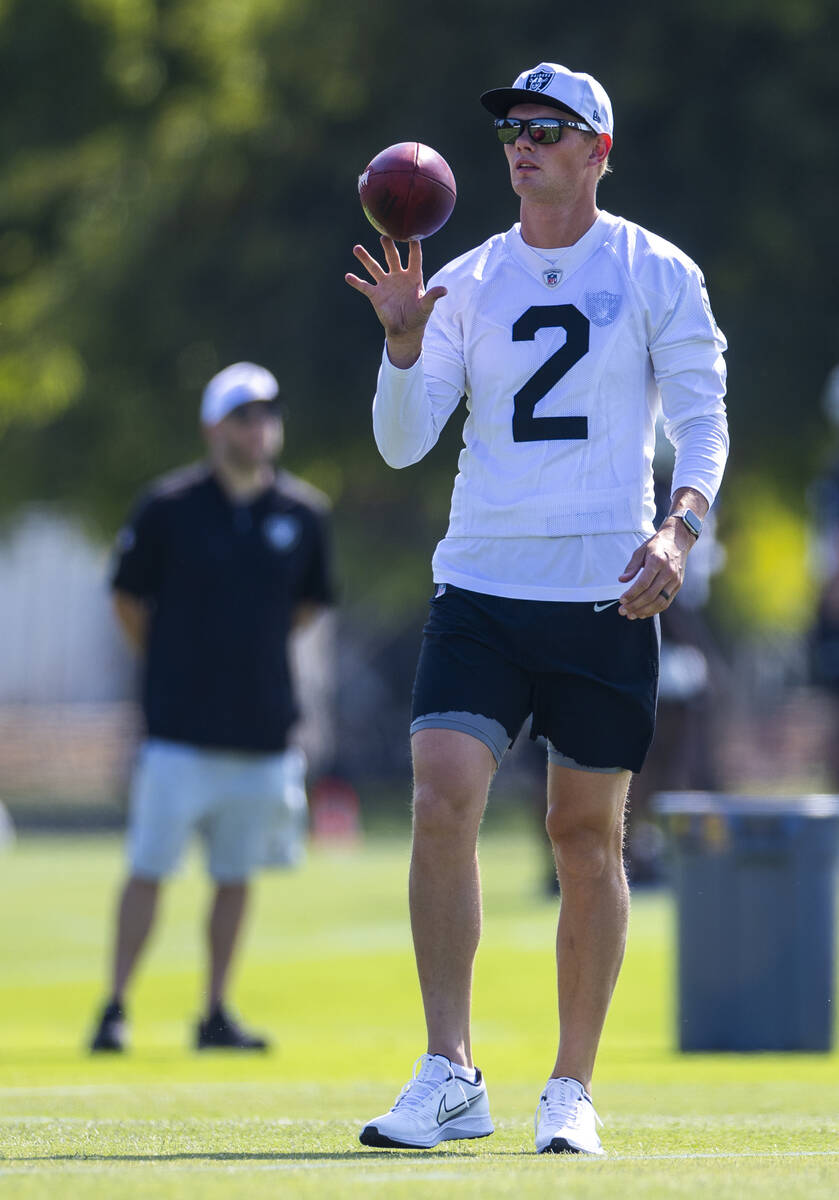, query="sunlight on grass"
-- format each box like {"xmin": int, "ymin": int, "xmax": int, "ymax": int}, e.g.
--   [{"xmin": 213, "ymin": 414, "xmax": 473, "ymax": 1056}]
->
[{"xmin": 0, "ymin": 831, "xmax": 837, "ymax": 1197}]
